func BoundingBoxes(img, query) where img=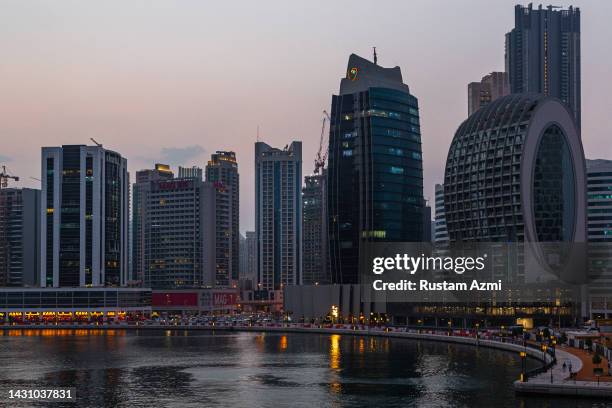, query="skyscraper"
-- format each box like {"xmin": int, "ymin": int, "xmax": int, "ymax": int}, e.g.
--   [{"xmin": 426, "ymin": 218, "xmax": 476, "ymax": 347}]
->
[
  {"xmin": 586, "ymin": 159, "xmax": 612, "ymax": 319},
  {"xmin": 132, "ymin": 163, "xmax": 174, "ymax": 283},
  {"xmin": 505, "ymin": 4, "xmax": 581, "ymax": 129},
  {"xmin": 0, "ymin": 188, "xmax": 40, "ymax": 287},
  {"xmin": 445, "ymin": 94, "xmax": 586, "ymax": 244},
  {"xmin": 132, "ymin": 165, "xmax": 215, "ymax": 289},
  {"xmin": 467, "ymin": 72, "xmax": 510, "ymax": 116},
  {"xmin": 302, "ymin": 171, "xmax": 329, "ymax": 285},
  {"xmin": 328, "ymin": 53, "xmax": 424, "ymax": 284},
  {"xmin": 206, "ymin": 151, "xmax": 240, "ymax": 287},
  {"xmin": 41, "ymin": 145, "xmax": 129, "ymax": 287},
  {"xmin": 255, "ymin": 141, "xmax": 302, "ymax": 291}
]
